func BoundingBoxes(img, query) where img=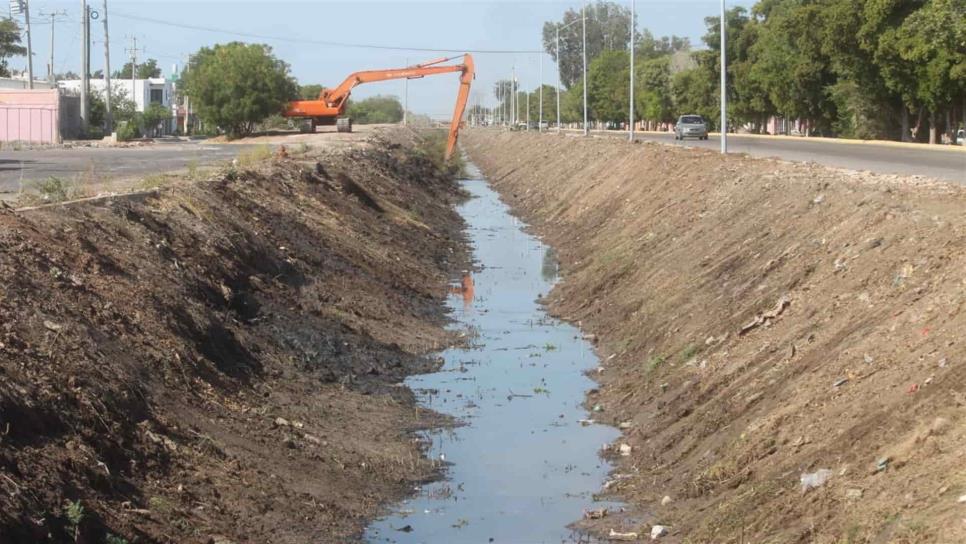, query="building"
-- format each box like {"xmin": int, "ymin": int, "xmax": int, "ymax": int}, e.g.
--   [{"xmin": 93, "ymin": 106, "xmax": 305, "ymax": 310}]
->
[{"xmin": 58, "ymin": 78, "xmax": 178, "ymax": 135}]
